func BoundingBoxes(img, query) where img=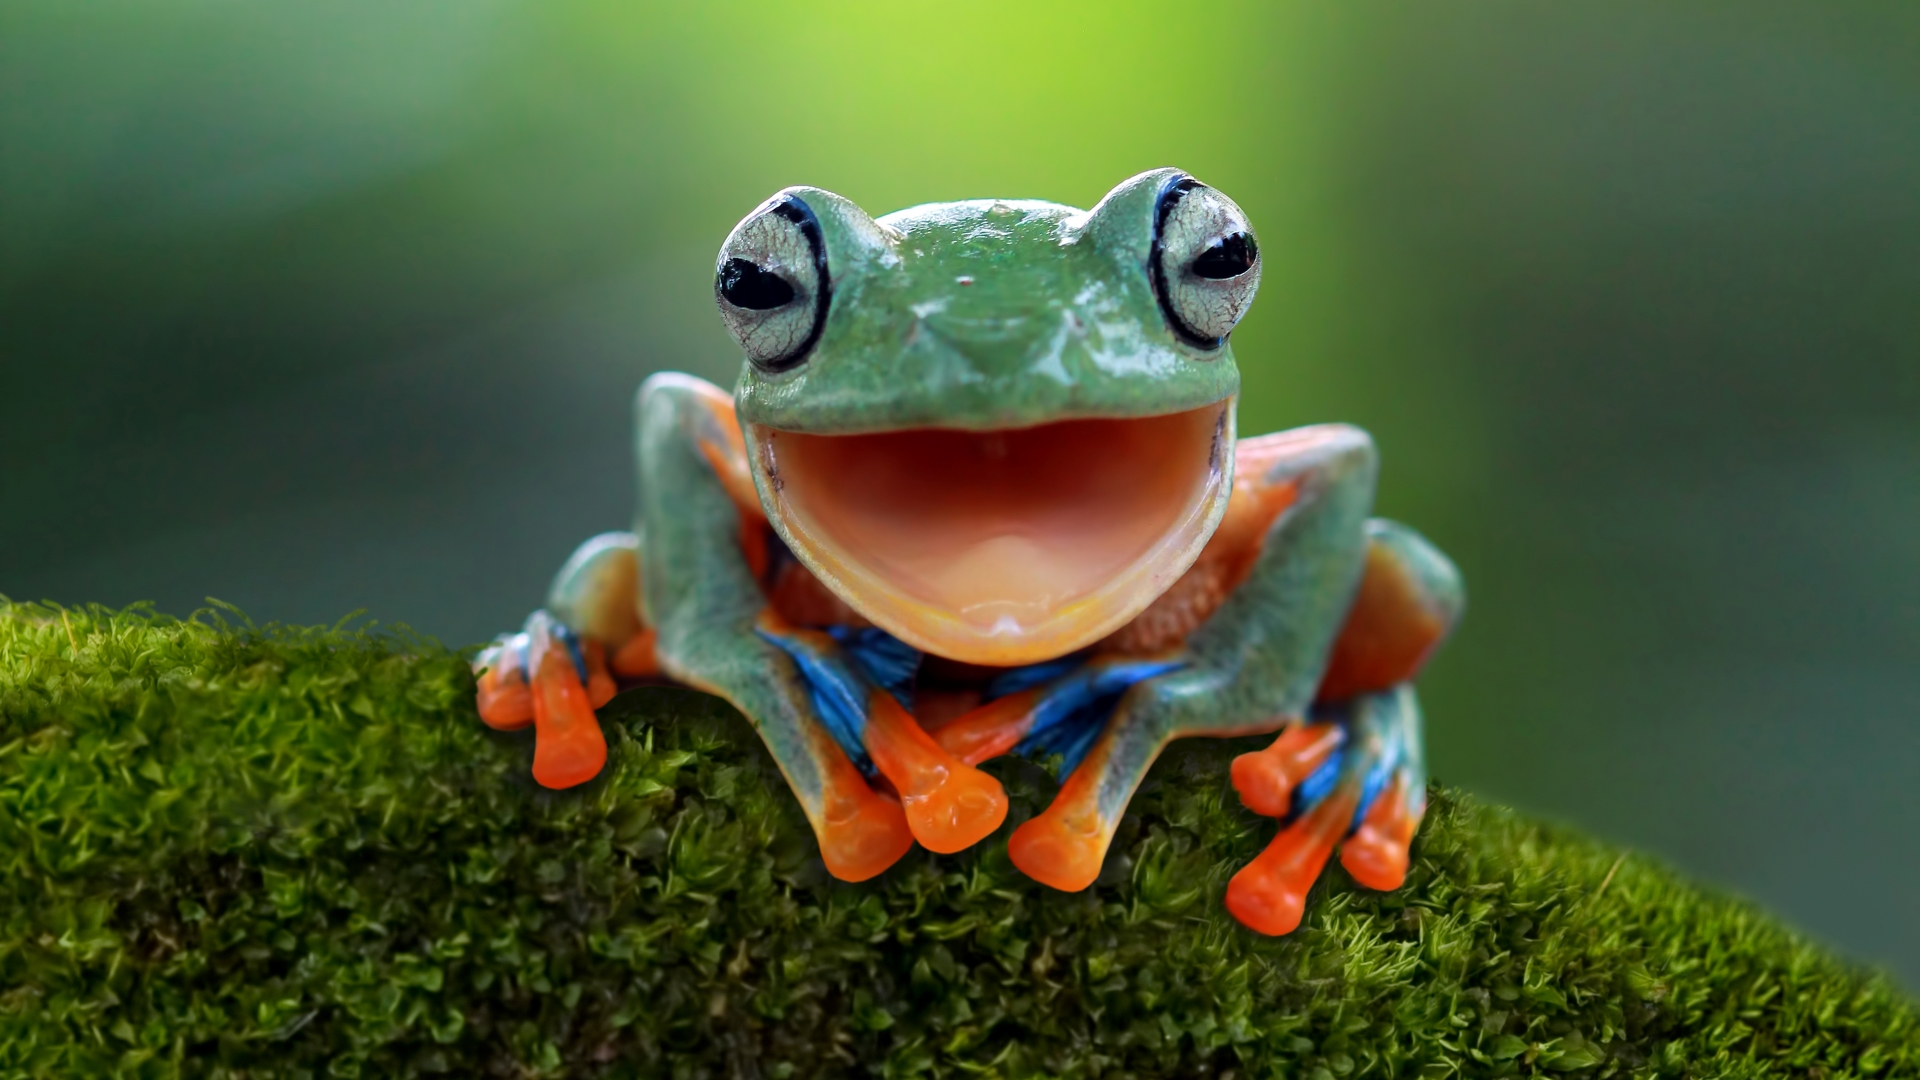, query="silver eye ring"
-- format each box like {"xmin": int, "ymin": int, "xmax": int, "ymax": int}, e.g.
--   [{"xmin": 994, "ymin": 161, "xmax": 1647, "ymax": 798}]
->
[
  {"xmin": 715, "ymin": 195, "xmax": 832, "ymax": 372},
  {"xmin": 1149, "ymin": 176, "xmax": 1261, "ymax": 350}
]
